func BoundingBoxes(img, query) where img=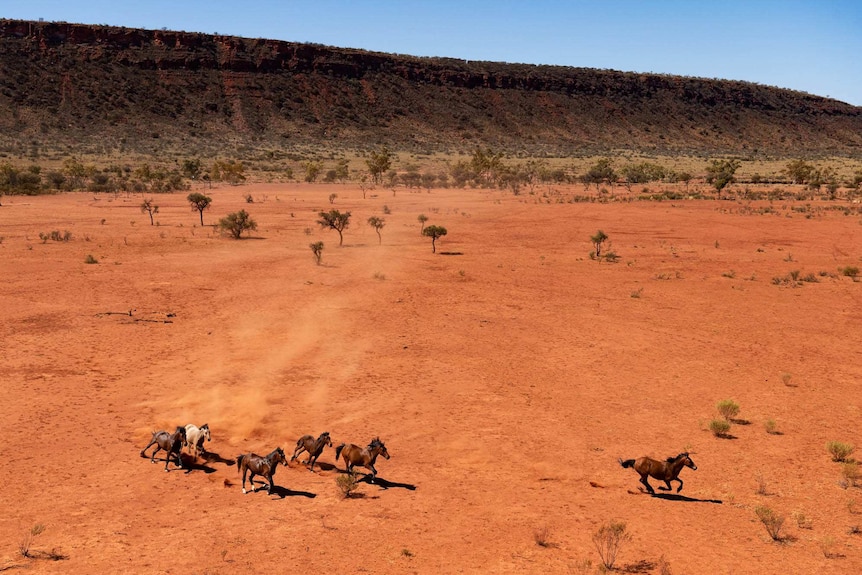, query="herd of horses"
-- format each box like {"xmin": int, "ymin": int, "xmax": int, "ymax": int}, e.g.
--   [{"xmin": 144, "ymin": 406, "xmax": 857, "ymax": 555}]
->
[{"xmin": 140, "ymin": 424, "xmax": 391, "ymax": 494}]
